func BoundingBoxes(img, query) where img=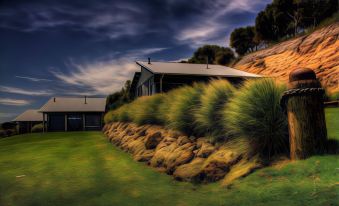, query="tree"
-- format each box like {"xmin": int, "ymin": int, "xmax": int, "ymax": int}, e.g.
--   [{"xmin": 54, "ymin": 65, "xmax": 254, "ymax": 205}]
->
[
  {"xmin": 188, "ymin": 45, "xmax": 235, "ymax": 65},
  {"xmin": 230, "ymin": 26, "xmax": 257, "ymax": 56},
  {"xmin": 303, "ymin": 0, "xmax": 338, "ymax": 28},
  {"xmin": 215, "ymin": 49, "xmax": 235, "ymax": 65},
  {"xmin": 106, "ymin": 80, "xmax": 132, "ymax": 111},
  {"xmin": 255, "ymin": 9, "xmax": 277, "ymax": 42},
  {"xmin": 1, "ymin": 122, "xmax": 17, "ymax": 130}
]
